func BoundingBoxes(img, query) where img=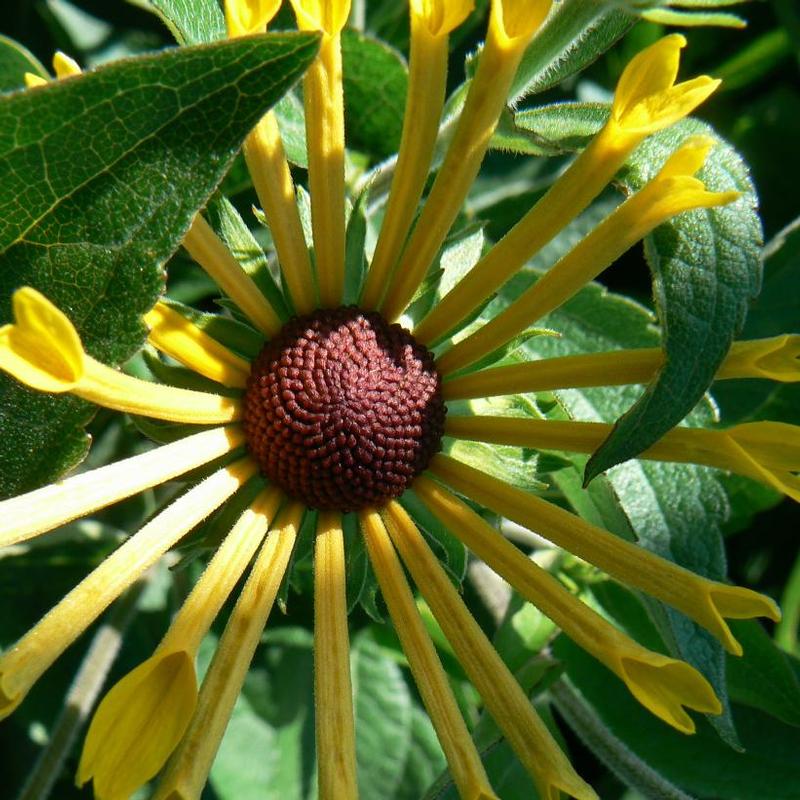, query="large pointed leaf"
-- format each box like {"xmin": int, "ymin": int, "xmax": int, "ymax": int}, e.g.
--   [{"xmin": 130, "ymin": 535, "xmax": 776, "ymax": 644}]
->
[{"xmin": 0, "ymin": 32, "xmax": 320, "ymax": 497}]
